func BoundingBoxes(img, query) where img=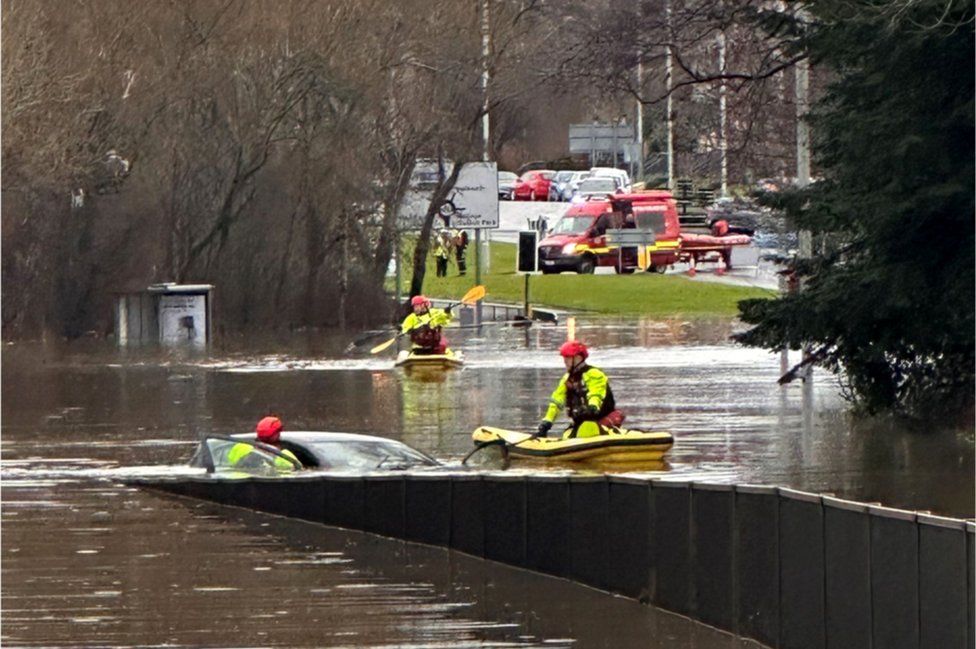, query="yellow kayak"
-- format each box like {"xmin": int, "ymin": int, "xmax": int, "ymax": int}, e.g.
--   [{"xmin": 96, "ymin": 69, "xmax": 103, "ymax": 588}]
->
[
  {"xmin": 471, "ymin": 425, "xmax": 673, "ymax": 465},
  {"xmin": 395, "ymin": 349, "xmax": 464, "ymax": 369}
]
